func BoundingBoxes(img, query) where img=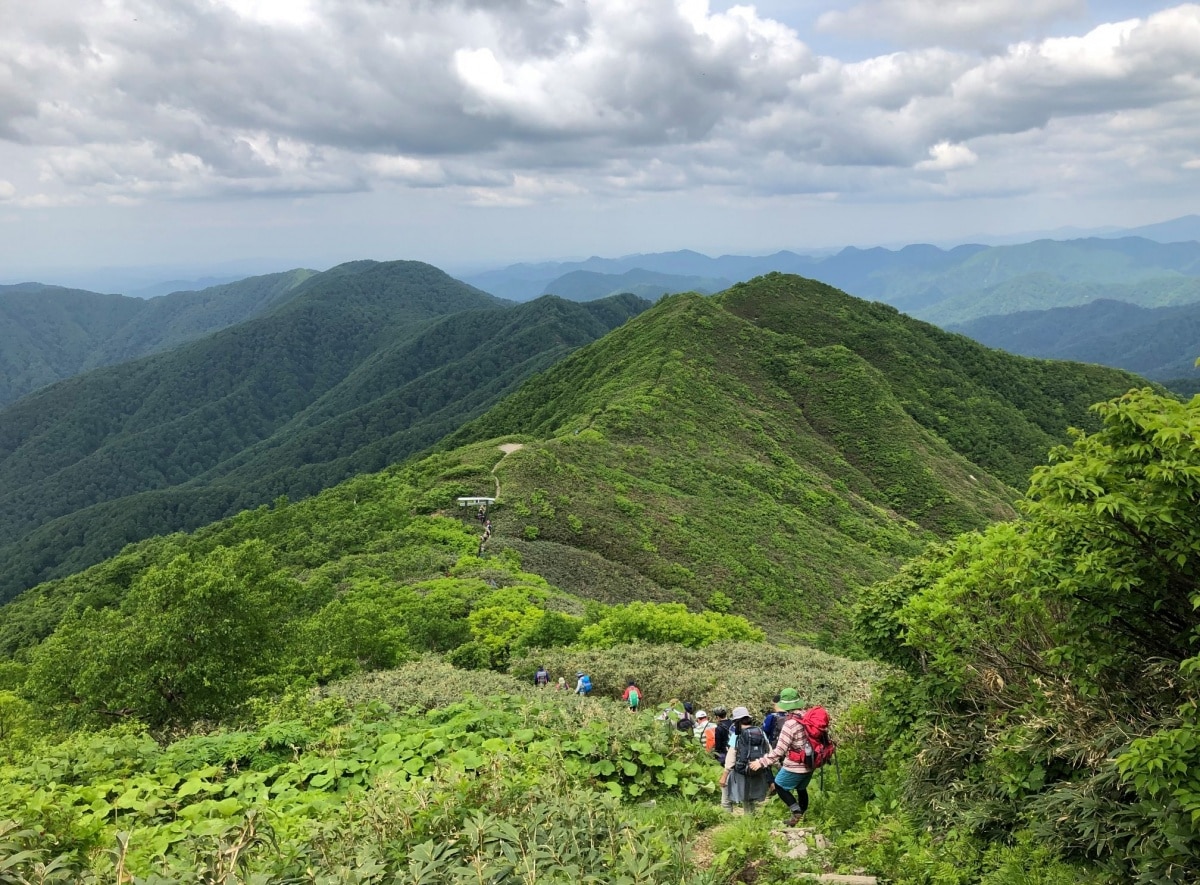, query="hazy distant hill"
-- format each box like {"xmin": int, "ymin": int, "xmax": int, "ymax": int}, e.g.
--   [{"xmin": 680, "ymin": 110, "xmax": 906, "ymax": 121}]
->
[
  {"xmin": 462, "ymin": 249, "xmax": 820, "ymax": 300},
  {"xmin": 0, "ymin": 261, "xmax": 647, "ymax": 601},
  {"xmin": 0, "ymin": 270, "xmax": 314, "ymax": 406},
  {"xmin": 950, "ymin": 298, "xmax": 1200, "ymax": 381},
  {"xmin": 466, "ymin": 237, "xmax": 1200, "ymax": 326},
  {"xmin": 541, "ymin": 268, "xmax": 732, "ymax": 301},
  {"xmin": 1109, "ymin": 214, "xmax": 1200, "ymax": 243}
]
